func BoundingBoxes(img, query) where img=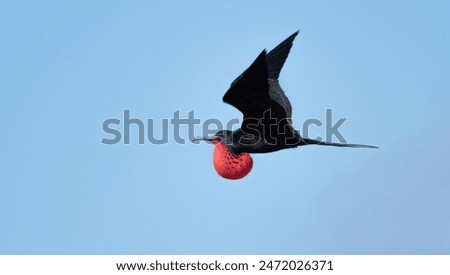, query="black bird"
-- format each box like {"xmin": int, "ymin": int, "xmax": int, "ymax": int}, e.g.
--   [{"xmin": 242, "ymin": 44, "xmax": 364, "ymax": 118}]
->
[{"xmin": 194, "ymin": 31, "xmax": 377, "ymax": 179}]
